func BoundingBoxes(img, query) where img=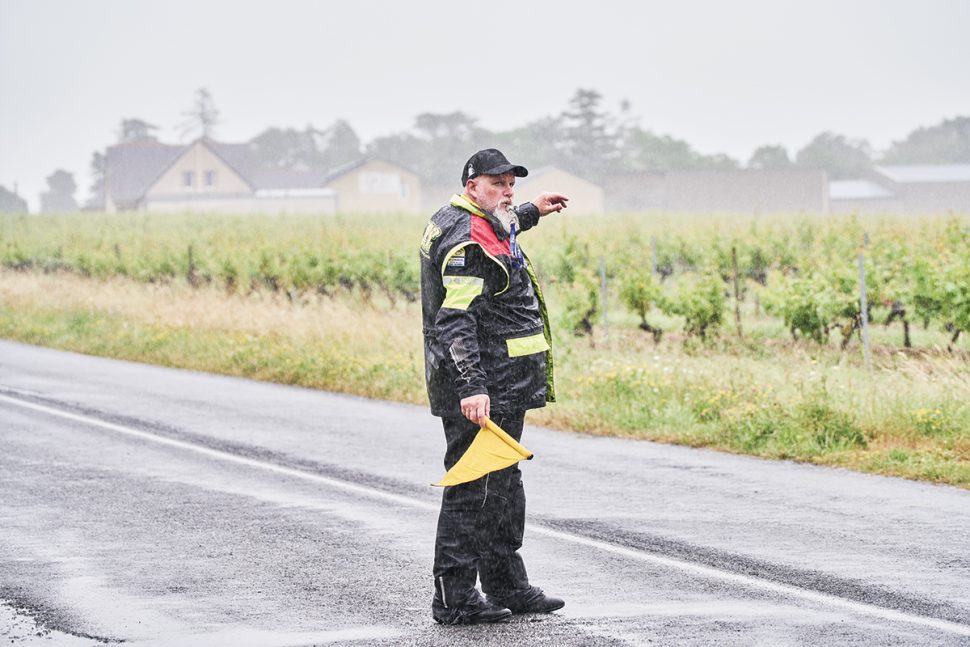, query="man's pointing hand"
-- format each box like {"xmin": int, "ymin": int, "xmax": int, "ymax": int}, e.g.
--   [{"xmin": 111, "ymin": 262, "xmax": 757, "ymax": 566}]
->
[{"xmin": 531, "ymin": 192, "xmax": 569, "ymax": 216}]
